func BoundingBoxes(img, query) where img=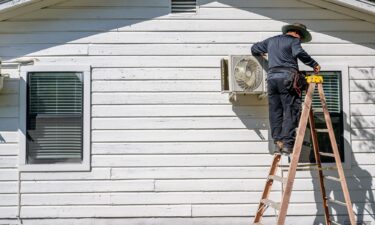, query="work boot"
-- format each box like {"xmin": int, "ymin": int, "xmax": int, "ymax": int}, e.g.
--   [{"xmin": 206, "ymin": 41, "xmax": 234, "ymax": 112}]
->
[
  {"xmin": 274, "ymin": 141, "xmax": 284, "ymax": 154},
  {"xmin": 281, "ymin": 147, "xmax": 293, "ymax": 156}
]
